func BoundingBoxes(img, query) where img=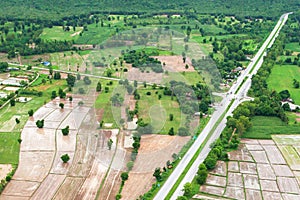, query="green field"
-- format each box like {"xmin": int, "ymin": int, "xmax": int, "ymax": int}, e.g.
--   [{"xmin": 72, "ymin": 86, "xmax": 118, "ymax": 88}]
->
[
  {"xmin": 94, "ymin": 80, "xmax": 119, "ymax": 128},
  {"xmin": 138, "ymin": 88, "xmax": 184, "ymax": 134},
  {"xmin": 76, "ymin": 24, "xmax": 117, "ymax": 44},
  {"xmin": 0, "ymin": 132, "xmax": 20, "ymax": 164},
  {"xmin": 267, "ymin": 64, "xmax": 300, "ymax": 104},
  {"xmin": 285, "ymin": 42, "xmax": 300, "ymax": 52},
  {"xmin": 40, "ymin": 26, "xmax": 83, "ymax": 41},
  {"xmin": 242, "ymin": 116, "xmax": 300, "ymax": 139},
  {"xmin": 0, "ymin": 79, "xmax": 66, "ymax": 164}
]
